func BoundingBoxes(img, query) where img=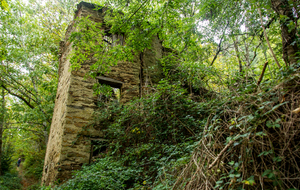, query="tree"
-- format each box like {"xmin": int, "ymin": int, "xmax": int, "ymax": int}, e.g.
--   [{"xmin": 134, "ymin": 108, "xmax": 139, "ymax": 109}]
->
[
  {"xmin": 0, "ymin": 0, "xmax": 8, "ymax": 11},
  {"xmin": 0, "ymin": 0, "xmax": 71, "ymax": 146},
  {"xmin": 271, "ymin": 0, "xmax": 299, "ymax": 65},
  {"xmin": 0, "ymin": 0, "xmax": 72, "ymax": 176},
  {"xmin": 0, "ymin": 83, "xmax": 5, "ymax": 175}
]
